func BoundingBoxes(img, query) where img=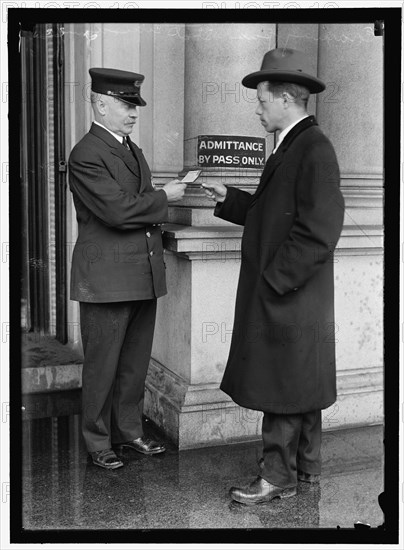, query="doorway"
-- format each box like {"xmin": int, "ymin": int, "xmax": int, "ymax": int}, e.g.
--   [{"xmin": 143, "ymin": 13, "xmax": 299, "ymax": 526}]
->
[{"xmin": 20, "ymin": 23, "xmax": 67, "ymax": 343}]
